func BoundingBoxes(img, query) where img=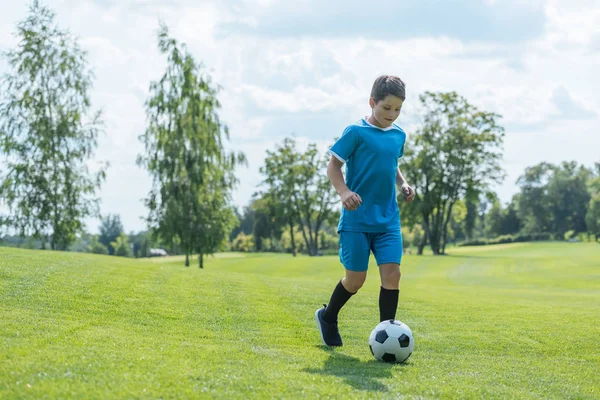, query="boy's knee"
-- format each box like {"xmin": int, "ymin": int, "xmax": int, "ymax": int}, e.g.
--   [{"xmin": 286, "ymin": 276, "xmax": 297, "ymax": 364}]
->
[
  {"xmin": 381, "ymin": 265, "xmax": 401, "ymax": 285},
  {"xmin": 342, "ymin": 274, "xmax": 366, "ymax": 293}
]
